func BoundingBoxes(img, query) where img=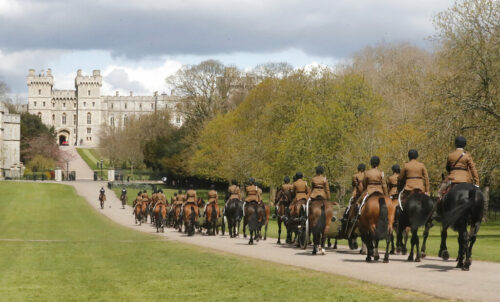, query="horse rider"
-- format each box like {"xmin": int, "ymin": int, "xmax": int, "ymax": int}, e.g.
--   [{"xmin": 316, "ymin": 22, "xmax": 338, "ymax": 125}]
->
[
  {"xmin": 274, "ymin": 176, "xmax": 293, "ymax": 218},
  {"xmin": 227, "ymin": 180, "xmax": 241, "ymax": 203},
  {"xmin": 292, "ymin": 172, "xmax": 310, "ymax": 203},
  {"xmin": 121, "ymin": 187, "xmax": 127, "ymax": 197},
  {"xmin": 387, "ymin": 164, "xmax": 400, "ymax": 201},
  {"xmin": 398, "ymin": 149, "xmax": 430, "ymax": 203},
  {"xmin": 181, "ymin": 185, "xmax": 198, "ymax": 217},
  {"xmin": 100, "ymin": 187, "xmax": 105, "ymax": 196},
  {"xmin": 141, "ymin": 190, "xmax": 149, "ymax": 202},
  {"xmin": 443, "ymin": 136, "xmax": 480, "ymax": 194},
  {"xmin": 309, "ymin": 166, "xmax": 330, "ymax": 201},
  {"xmin": 357, "ymin": 156, "xmax": 388, "ymax": 208},
  {"xmin": 171, "ymin": 192, "xmax": 178, "ymax": 206},
  {"xmin": 341, "ymin": 164, "xmax": 366, "ymax": 226},
  {"xmin": 244, "ymin": 178, "xmax": 262, "ymax": 215},
  {"xmin": 206, "ymin": 184, "xmax": 219, "ymax": 216},
  {"xmin": 133, "ymin": 192, "xmax": 142, "ymax": 212}
]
